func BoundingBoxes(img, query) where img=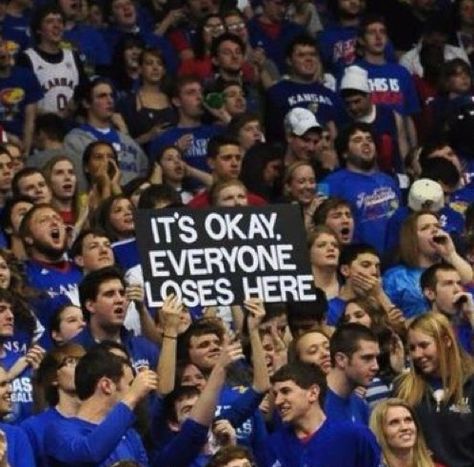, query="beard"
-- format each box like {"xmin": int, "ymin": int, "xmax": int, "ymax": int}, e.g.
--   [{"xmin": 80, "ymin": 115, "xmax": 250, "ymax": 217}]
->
[
  {"xmin": 346, "ymin": 152, "xmax": 376, "ymax": 171},
  {"xmin": 32, "ymin": 237, "xmax": 66, "ymax": 262}
]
